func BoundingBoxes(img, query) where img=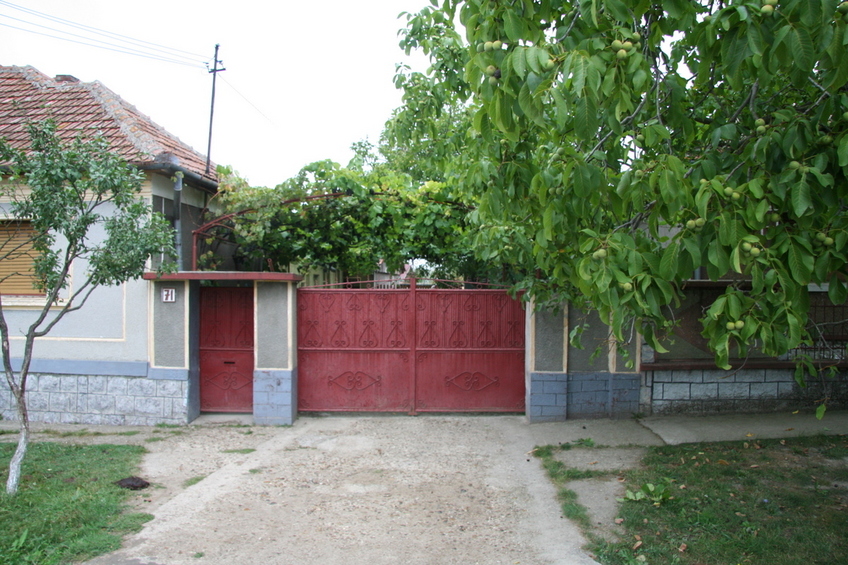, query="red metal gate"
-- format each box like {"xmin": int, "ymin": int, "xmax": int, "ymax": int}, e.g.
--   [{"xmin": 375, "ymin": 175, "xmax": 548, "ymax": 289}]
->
[
  {"xmin": 297, "ymin": 280, "xmax": 525, "ymax": 413},
  {"xmin": 199, "ymin": 287, "xmax": 254, "ymax": 412}
]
